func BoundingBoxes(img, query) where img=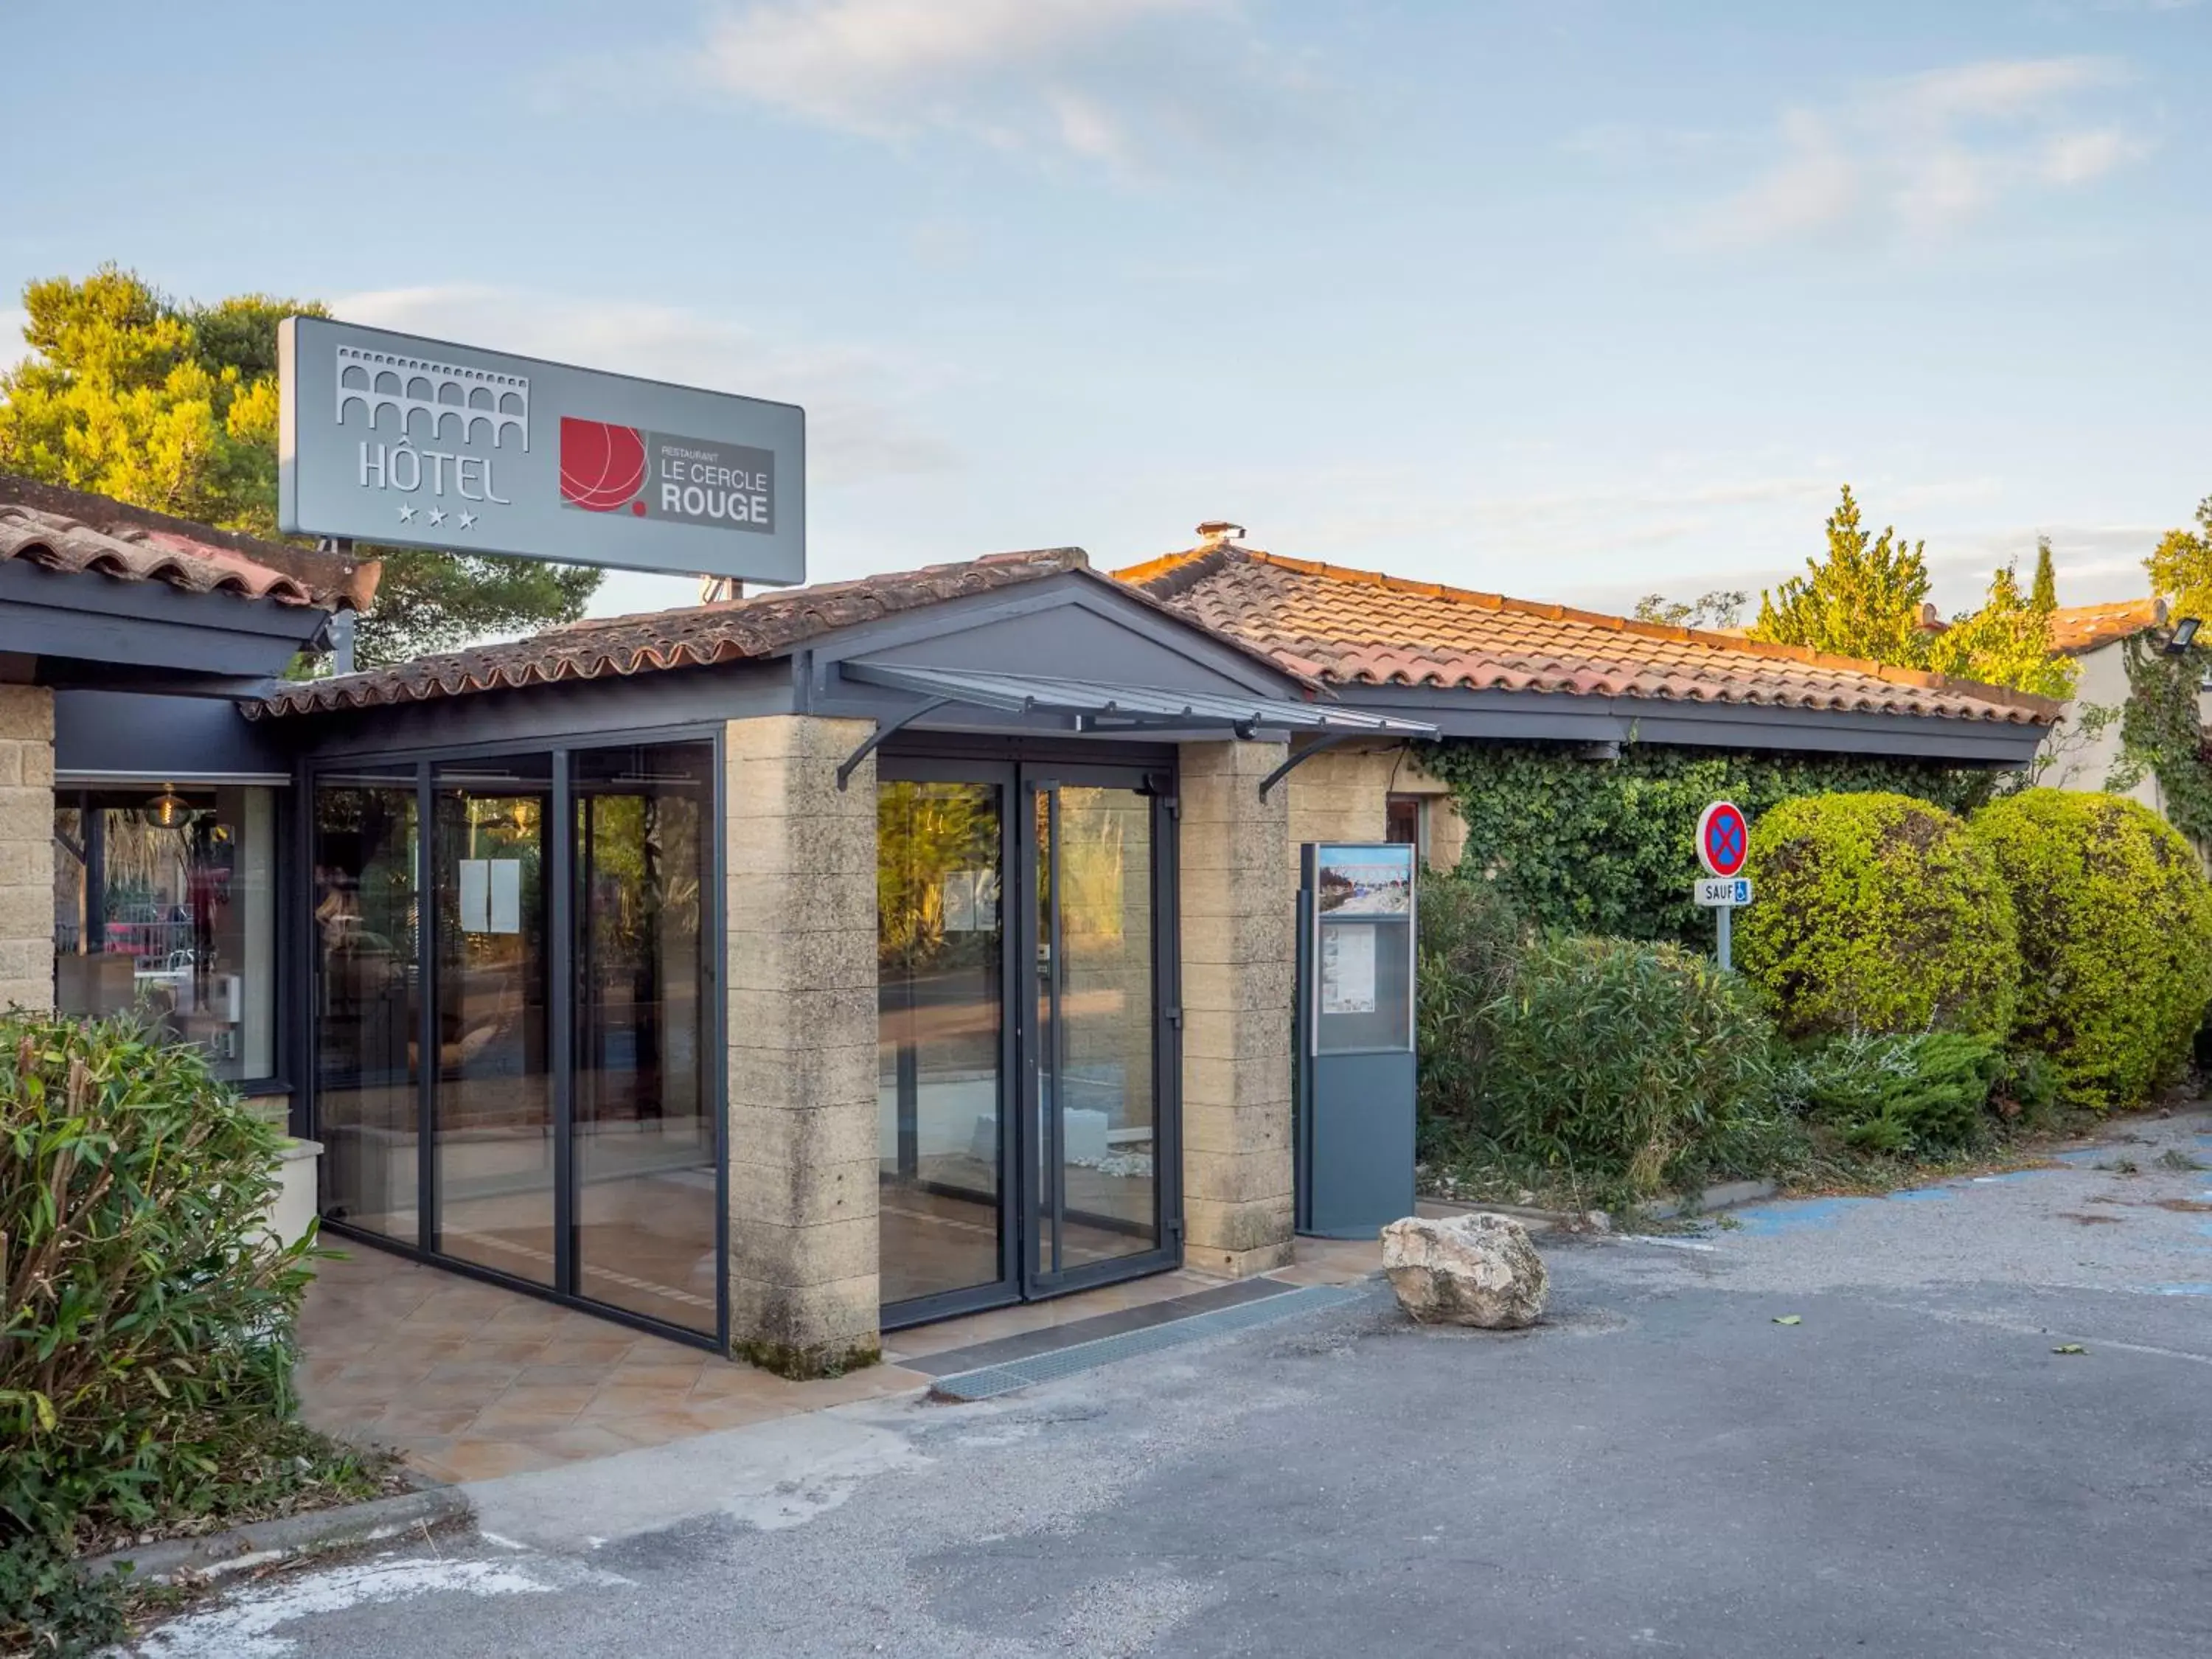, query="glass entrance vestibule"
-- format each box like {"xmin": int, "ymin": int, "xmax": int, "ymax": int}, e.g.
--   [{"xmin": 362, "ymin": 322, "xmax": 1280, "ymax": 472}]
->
[
  {"xmin": 875, "ymin": 754, "xmax": 1181, "ymax": 1328},
  {"xmin": 311, "ymin": 738, "xmax": 722, "ymax": 1345}
]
